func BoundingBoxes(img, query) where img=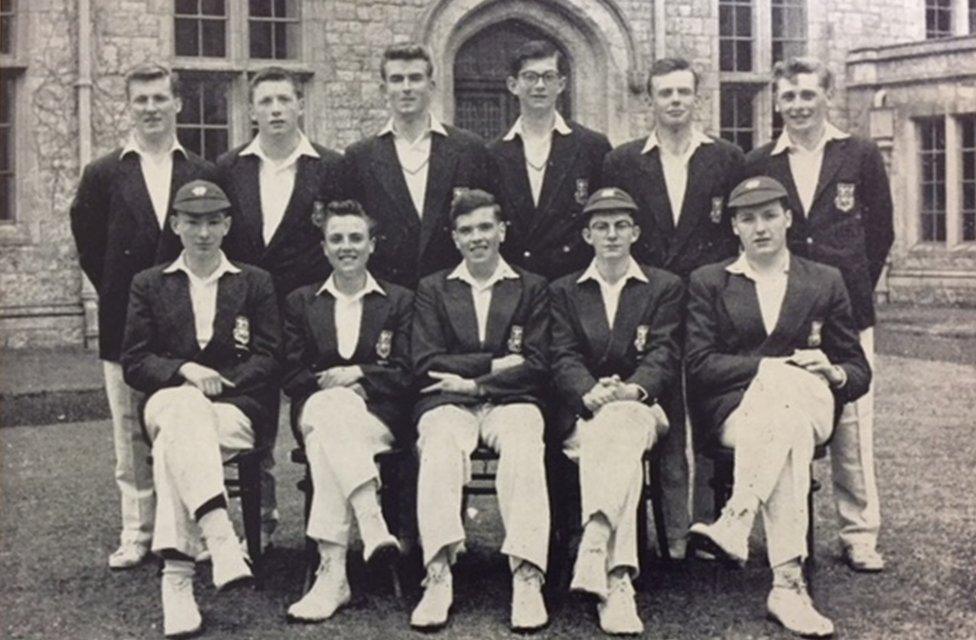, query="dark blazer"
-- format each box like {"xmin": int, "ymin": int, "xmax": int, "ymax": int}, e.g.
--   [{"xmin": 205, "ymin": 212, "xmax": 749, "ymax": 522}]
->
[
  {"xmin": 340, "ymin": 125, "xmax": 491, "ymax": 289},
  {"xmin": 488, "ymin": 121, "xmax": 612, "ymax": 280},
  {"xmin": 69, "ymin": 147, "xmax": 213, "ymax": 361},
  {"xmin": 411, "ymin": 264, "xmax": 549, "ymax": 419},
  {"xmin": 120, "ymin": 261, "xmax": 282, "ymax": 447},
  {"xmin": 744, "ymin": 134, "xmax": 894, "ymax": 329},
  {"xmin": 685, "ymin": 255, "xmax": 871, "ymax": 447},
  {"xmin": 603, "ymin": 135, "xmax": 745, "ymax": 280},
  {"xmin": 549, "ymin": 264, "xmax": 684, "ymax": 443},
  {"xmin": 282, "ymin": 278, "xmax": 415, "ymax": 444},
  {"xmin": 215, "ymin": 141, "xmax": 344, "ymax": 303}
]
